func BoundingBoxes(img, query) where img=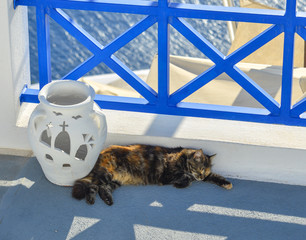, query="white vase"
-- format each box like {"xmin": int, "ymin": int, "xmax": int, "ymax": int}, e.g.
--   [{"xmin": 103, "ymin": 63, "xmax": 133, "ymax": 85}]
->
[{"xmin": 28, "ymin": 80, "xmax": 107, "ymax": 186}]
